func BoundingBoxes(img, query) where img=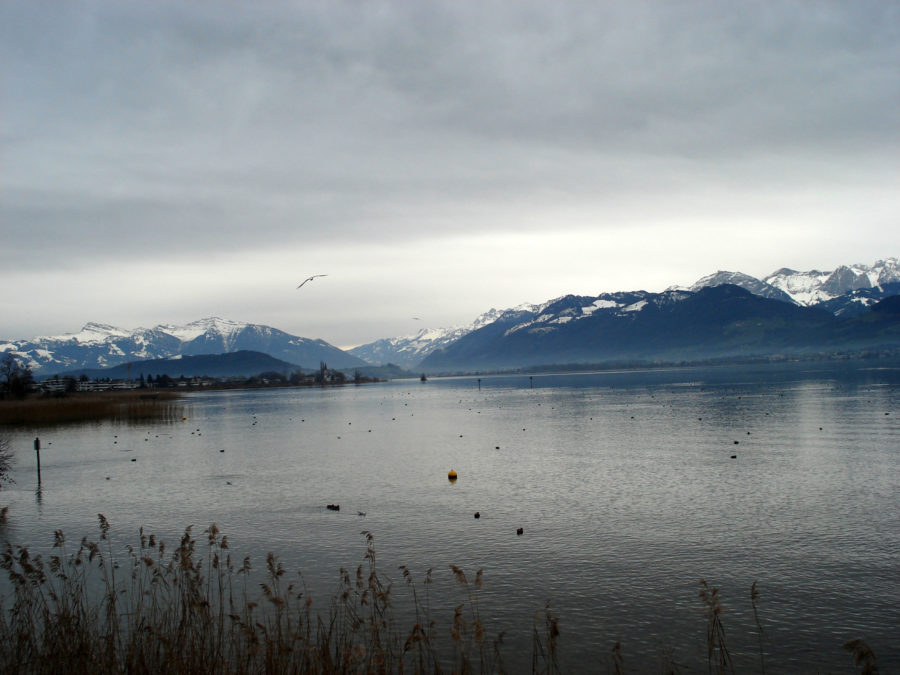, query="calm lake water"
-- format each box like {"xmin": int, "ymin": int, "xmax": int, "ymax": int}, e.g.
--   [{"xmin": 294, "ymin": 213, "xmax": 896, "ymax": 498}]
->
[{"xmin": 2, "ymin": 362, "xmax": 899, "ymax": 671}]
